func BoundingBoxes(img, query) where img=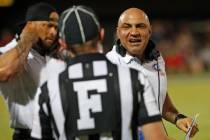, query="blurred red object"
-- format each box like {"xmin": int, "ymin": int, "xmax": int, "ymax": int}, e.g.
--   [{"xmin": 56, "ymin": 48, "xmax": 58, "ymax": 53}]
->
[
  {"xmin": 0, "ymin": 29, "xmax": 14, "ymax": 47},
  {"xmin": 165, "ymin": 54, "xmax": 186, "ymax": 70}
]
